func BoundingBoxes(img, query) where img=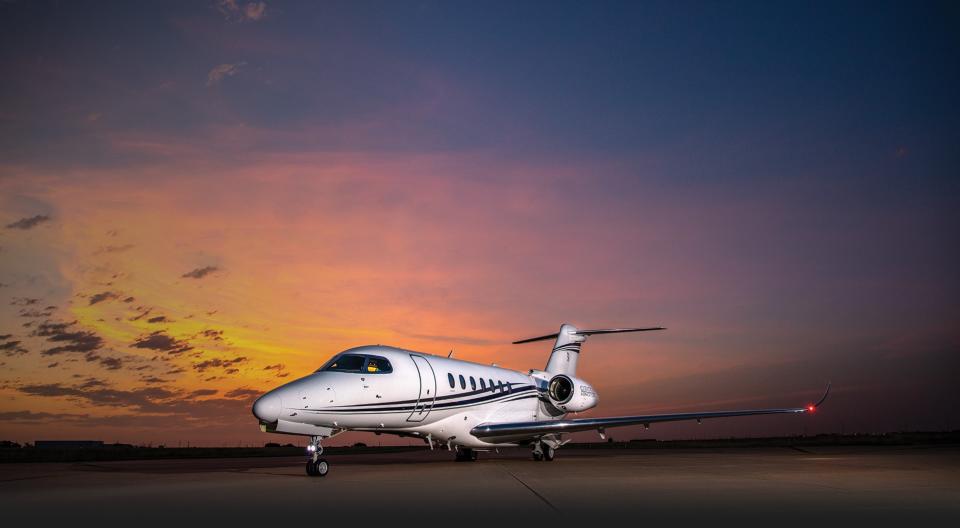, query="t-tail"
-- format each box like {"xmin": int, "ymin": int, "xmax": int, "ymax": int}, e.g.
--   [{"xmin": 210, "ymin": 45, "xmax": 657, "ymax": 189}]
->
[{"xmin": 512, "ymin": 323, "xmax": 665, "ymax": 376}]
